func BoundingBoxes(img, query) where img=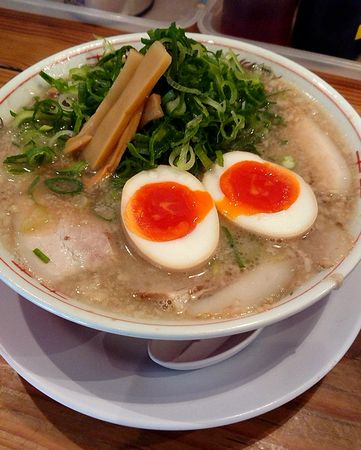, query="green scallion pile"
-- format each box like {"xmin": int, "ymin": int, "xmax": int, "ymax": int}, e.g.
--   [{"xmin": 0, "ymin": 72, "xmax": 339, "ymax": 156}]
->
[{"xmin": 3, "ymin": 24, "xmax": 282, "ymax": 192}]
